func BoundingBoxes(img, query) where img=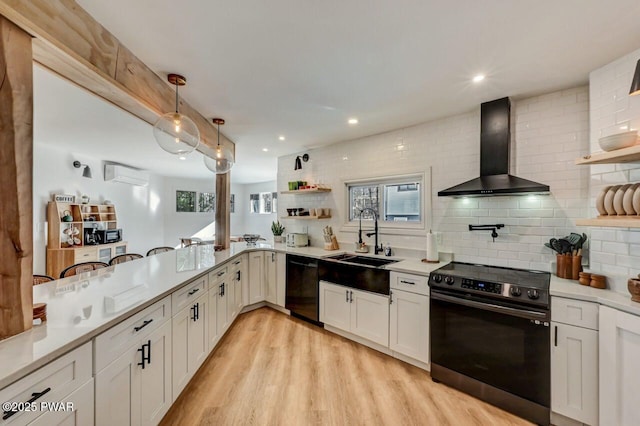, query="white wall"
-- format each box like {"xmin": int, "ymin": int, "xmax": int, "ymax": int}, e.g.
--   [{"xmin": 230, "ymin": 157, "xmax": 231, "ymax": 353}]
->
[
  {"xmin": 243, "ymin": 181, "xmax": 278, "ymax": 239},
  {"xmin": 162, "ymin": 176, "xmax": 216, "ymax": 247},
  {"xmin": 230, "ymin": 182, "xmax": 247, "ymax": 236},
  {"xmin": 278, "ymin": 87, "xmax": 590, "ymax": 270},
  {"xmin": 33, "ymin": 144, "xmax": 166, "ymax": 274},
  {"xmin": 588, "ymin": 47, "xmax": 640, "ymax": 293}
]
